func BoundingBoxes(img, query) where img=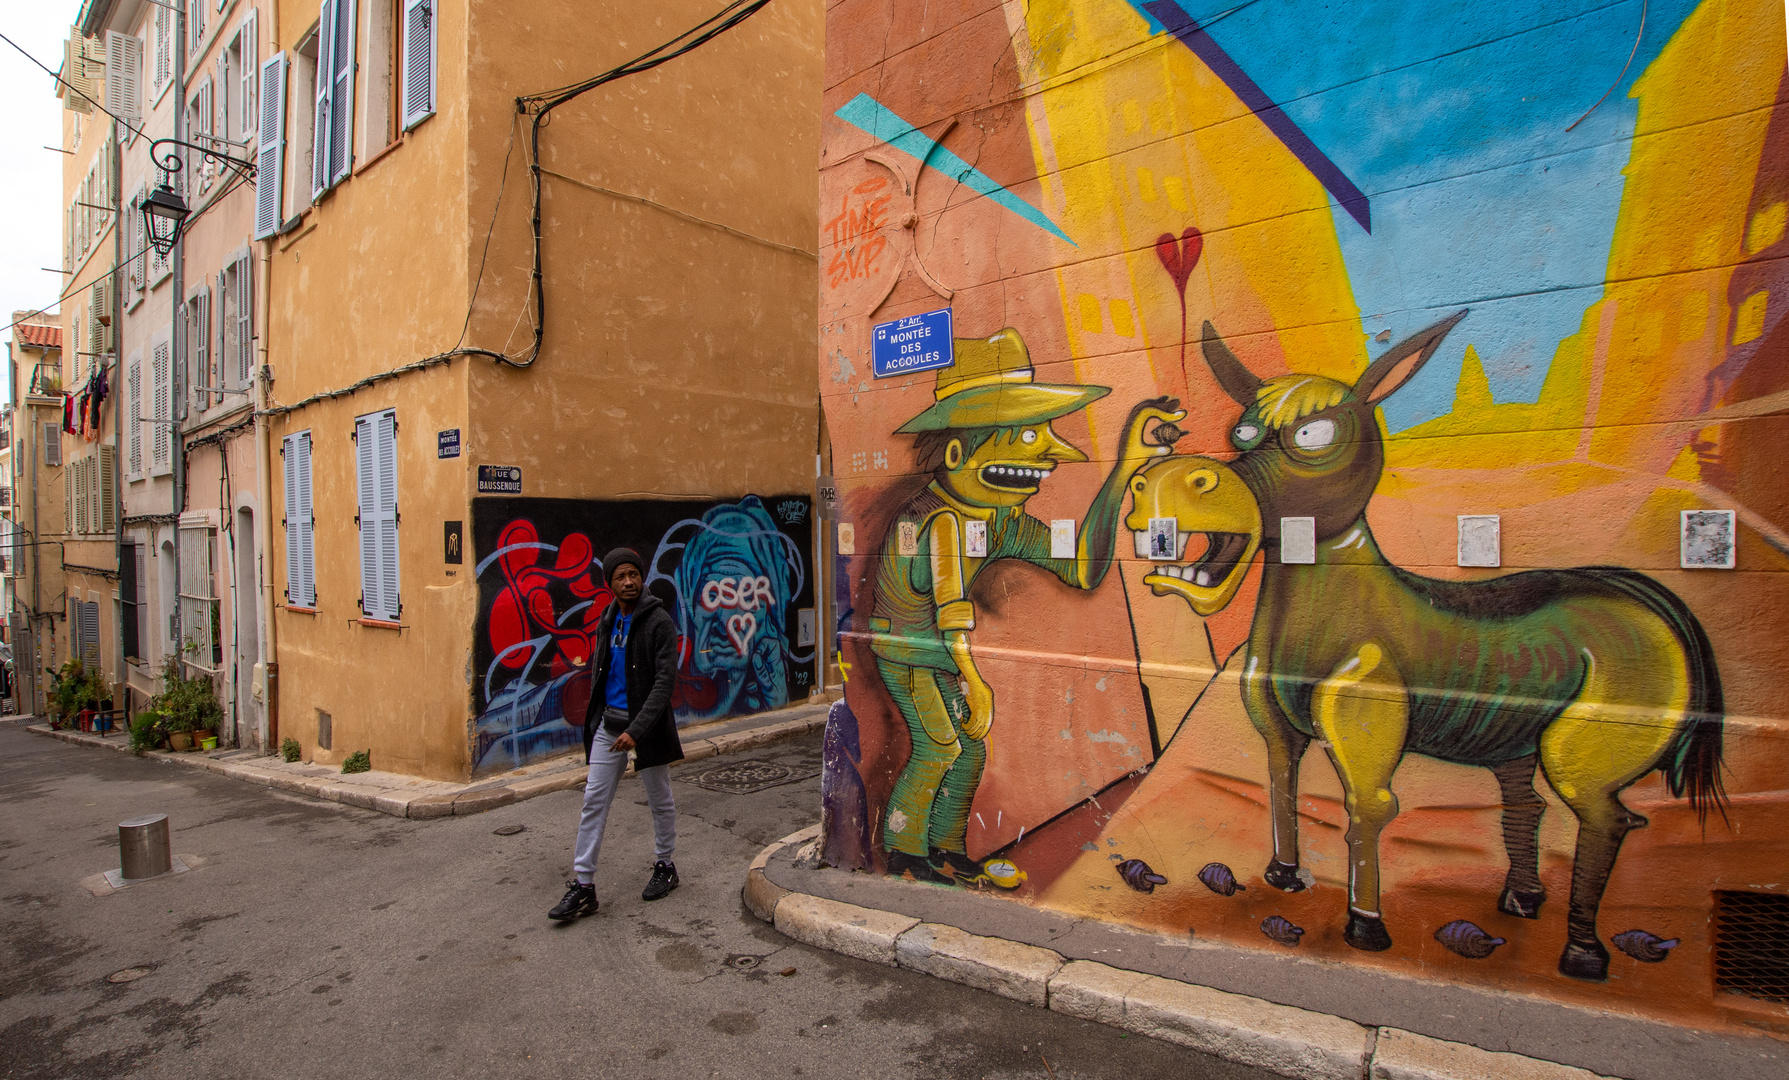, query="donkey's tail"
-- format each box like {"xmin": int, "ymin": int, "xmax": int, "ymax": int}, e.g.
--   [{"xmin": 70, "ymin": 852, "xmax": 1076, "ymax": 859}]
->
[{"xmin": 1588, "ymin": 567, "xmax": 1728, "ymax": 827}]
